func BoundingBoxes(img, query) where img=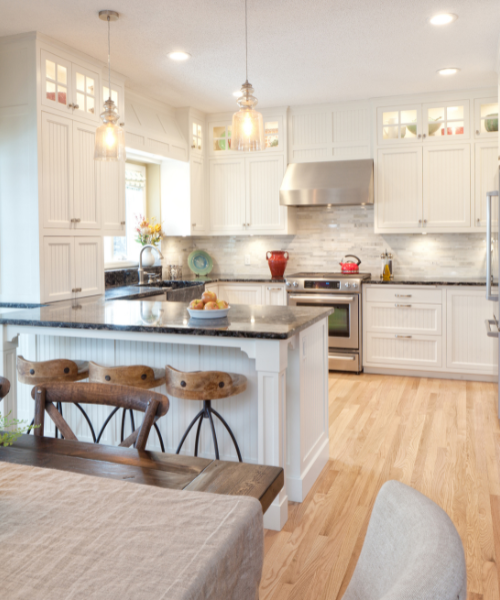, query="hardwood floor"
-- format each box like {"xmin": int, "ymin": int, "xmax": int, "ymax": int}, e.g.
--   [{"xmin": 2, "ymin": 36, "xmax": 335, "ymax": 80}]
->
[{"xmin": 260, "ymin": 373, "xmax": 500, "ymax": 600}]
